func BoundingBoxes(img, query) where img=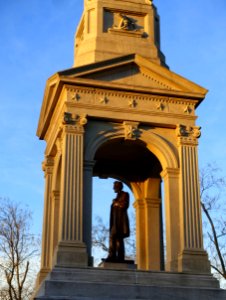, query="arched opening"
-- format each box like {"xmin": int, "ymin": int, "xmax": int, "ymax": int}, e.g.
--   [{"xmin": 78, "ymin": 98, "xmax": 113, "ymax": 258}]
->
[
  {"xmin": 93, "ymin": 138, "xmax": 162, "ymax": 182},
  {"xmin": 92, "ymin": 137, "xmax": 165, "ymax": 270},
  {"xmin": 92, "ymin": 177, "xmax": 135, "ymax": 265}
]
